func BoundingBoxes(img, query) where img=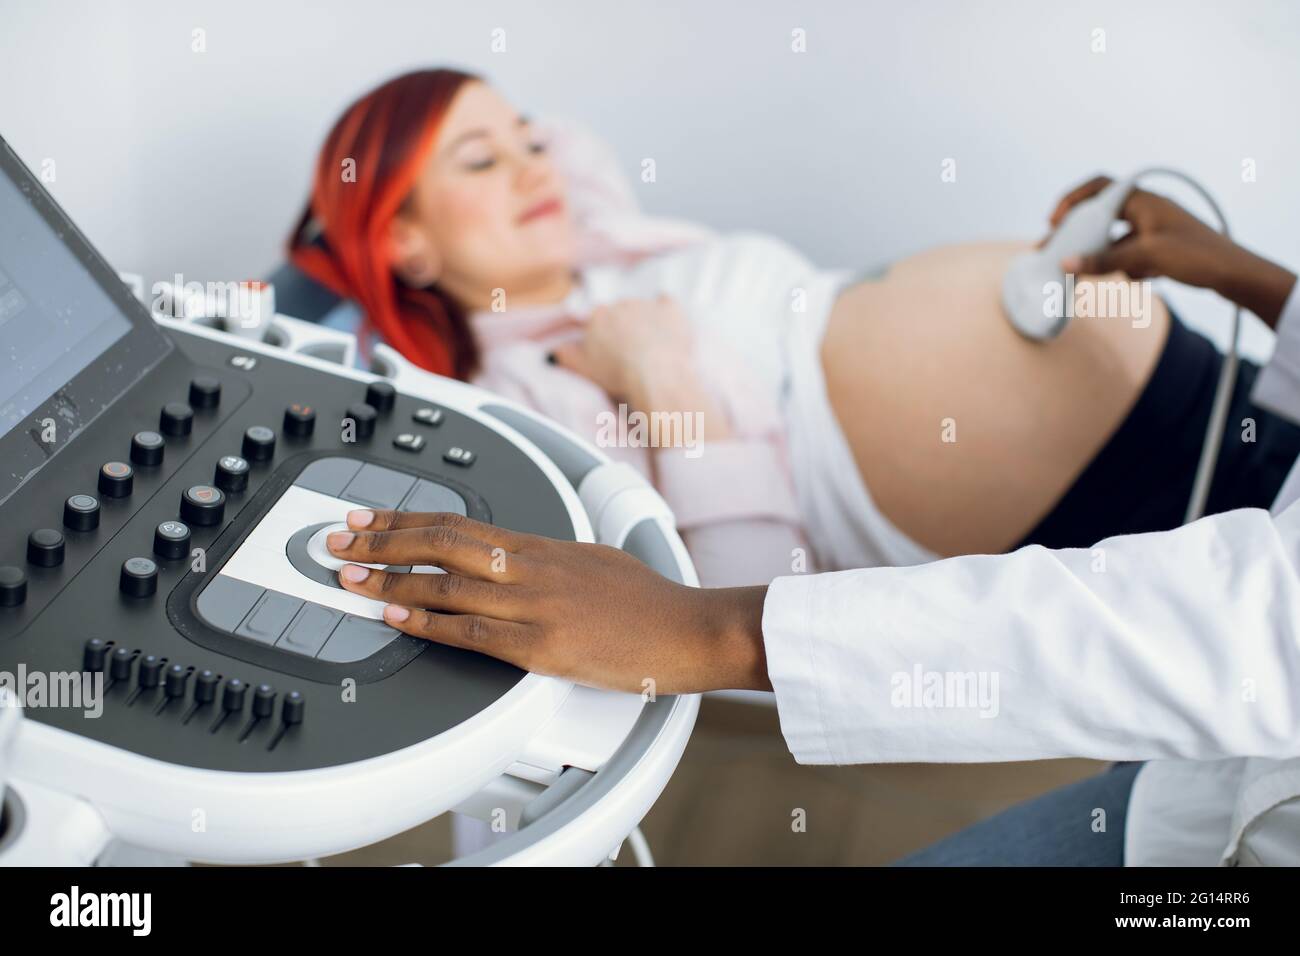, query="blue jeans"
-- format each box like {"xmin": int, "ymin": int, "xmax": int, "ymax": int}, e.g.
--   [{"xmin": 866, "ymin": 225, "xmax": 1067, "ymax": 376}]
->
[{"xmin": 894, "ymin": 762, "xmax": 1142, "ymax": 866}]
